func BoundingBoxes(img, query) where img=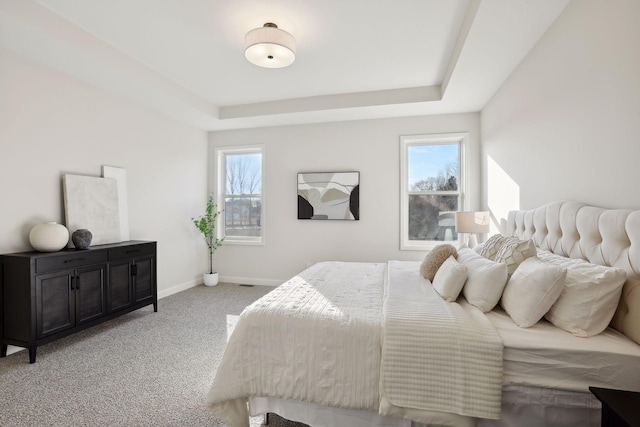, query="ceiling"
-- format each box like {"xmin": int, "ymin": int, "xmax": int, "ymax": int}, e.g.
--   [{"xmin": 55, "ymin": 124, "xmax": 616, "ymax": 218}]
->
[{"xmin": 0, "ymin": 0, "xmax": 569, "ymax": 131}]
